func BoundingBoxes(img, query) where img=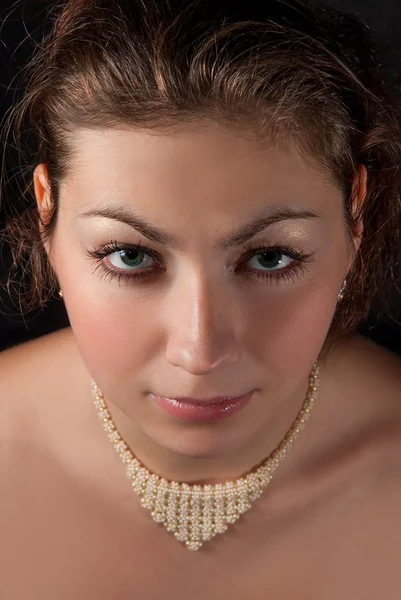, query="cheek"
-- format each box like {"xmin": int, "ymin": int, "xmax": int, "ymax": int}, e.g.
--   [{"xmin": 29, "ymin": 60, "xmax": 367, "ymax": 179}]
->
[
  {"xmin": 65, "ymin": 286, "xmax": 161, "ymax": 383},
  {"xmin": 244, "ymin": 286, "xmax": 337, "ymax": 376}
]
